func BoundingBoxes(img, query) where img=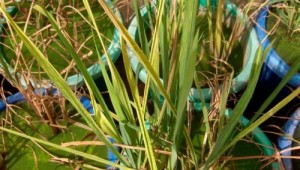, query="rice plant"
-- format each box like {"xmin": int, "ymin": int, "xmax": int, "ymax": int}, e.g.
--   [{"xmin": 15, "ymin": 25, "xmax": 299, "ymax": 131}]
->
[{"xmin": 0, "ymin": 0, "xmax": 298, "ymax": 169}]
